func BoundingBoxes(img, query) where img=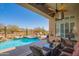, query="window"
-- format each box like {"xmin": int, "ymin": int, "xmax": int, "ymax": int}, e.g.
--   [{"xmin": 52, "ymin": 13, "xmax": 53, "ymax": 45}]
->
[
  {"xmin": 70, "ymin": 16, "xmax": 75, "ymax": 19},
  {"xmin": 65, "ymin": 17, "xmax": 69, "ymax": 19},
  {"xmin": 60, "ymin": 23, "xmax": 64, "ymax": 38}
]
